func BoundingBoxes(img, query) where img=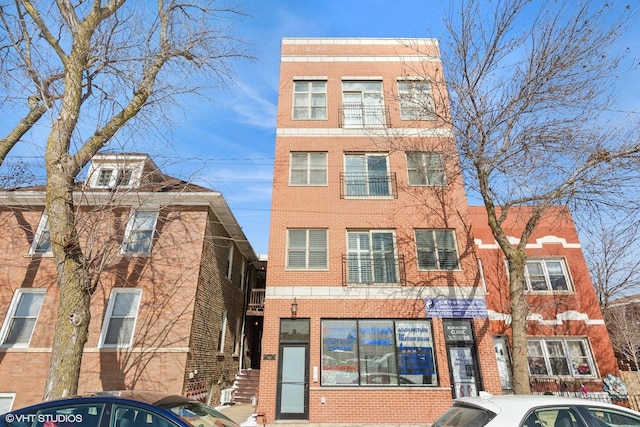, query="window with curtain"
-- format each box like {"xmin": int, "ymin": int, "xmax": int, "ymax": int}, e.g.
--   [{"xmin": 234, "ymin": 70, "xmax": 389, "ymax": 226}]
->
[
  {"xmin": 287, "ymin": 229, "xmax": 328, "ymax": 270},
  {"xmin": 347, "ymin": 230, "xmax": 397, "ymax": 283},
  {"xmin": 293, "ymin": 81, "xmax": 326, "ymax": 119},
  {"xmin": 100, "ymin": 289, "xmax": 142, "ymax": 347},
  {"xmin": 415, "ymin": 229, "xmax": 459, "ymax": 270},
  {"xmin": 527, "ymin": 338, "xmax": 595, "ymax": 377}
]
